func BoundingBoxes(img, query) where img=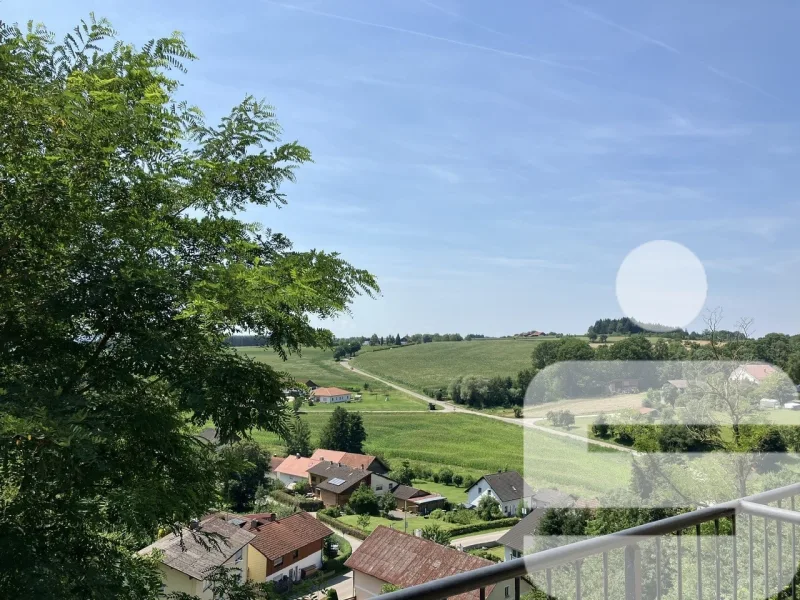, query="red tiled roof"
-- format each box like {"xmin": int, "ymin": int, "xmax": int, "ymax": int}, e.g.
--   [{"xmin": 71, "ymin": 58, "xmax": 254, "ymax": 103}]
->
[
  {"xmin": 312, "ymin": 387, "xmax": 352, "ymax": 397},
  {"xmin": 275, "ymin": 456, "xmax": 320, "ymax": 478},
  {"xmin": 638, "ymin": 407, "xmax": 656, "ymax": 414},
  {"xmin": 271, "ymin": 456, "xmax": 285, "ymax": 471},
  {"xmin": 310, "ymin": 449, "xmax": 380, "ymax": 471},
  {"xmin": 345, "ymin": 527, "xmax": 494, "ymax": 600},
  {"xmin": 249, "ymin": 512, "xmax": 333, "ymax": 561},
  {"xmin": 744, "ymin": 364, "xmax": 777, "ymax": 381}
]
